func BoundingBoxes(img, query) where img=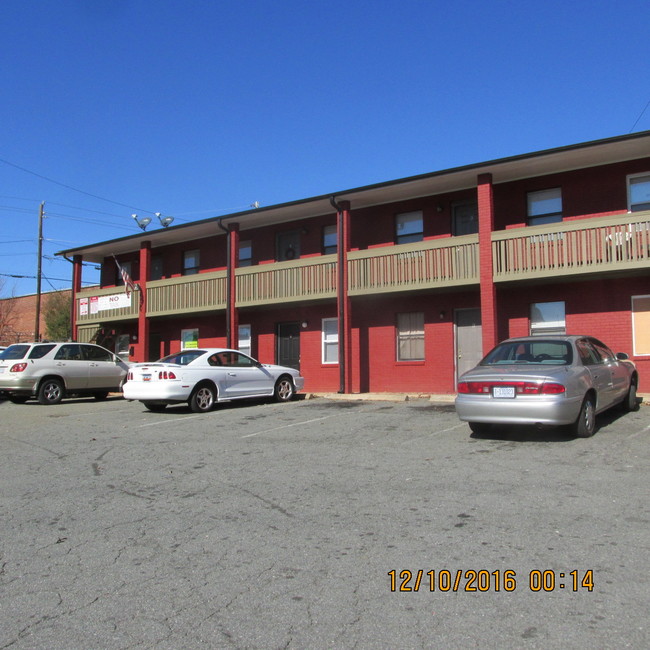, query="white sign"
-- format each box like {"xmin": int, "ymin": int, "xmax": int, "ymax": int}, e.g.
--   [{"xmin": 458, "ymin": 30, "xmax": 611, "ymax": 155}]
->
[
  {"xmin": 97, "ymin": 293, "xmax": 132, "ymax": 311},
  {"xmin": 79, "ymin": 297, "xmax": 88, "ymax": 316}
]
